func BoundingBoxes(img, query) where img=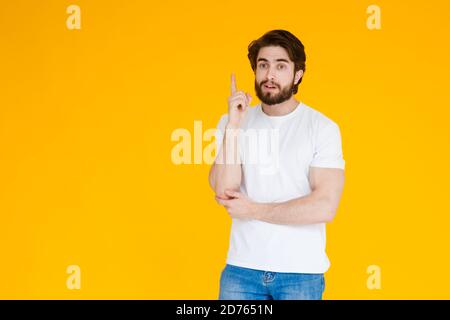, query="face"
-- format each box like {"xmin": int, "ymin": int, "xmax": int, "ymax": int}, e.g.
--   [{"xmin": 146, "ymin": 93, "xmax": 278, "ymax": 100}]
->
[{"xmin": 254, "ymin": 46, "xmax": 303, "ymax": 105}]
